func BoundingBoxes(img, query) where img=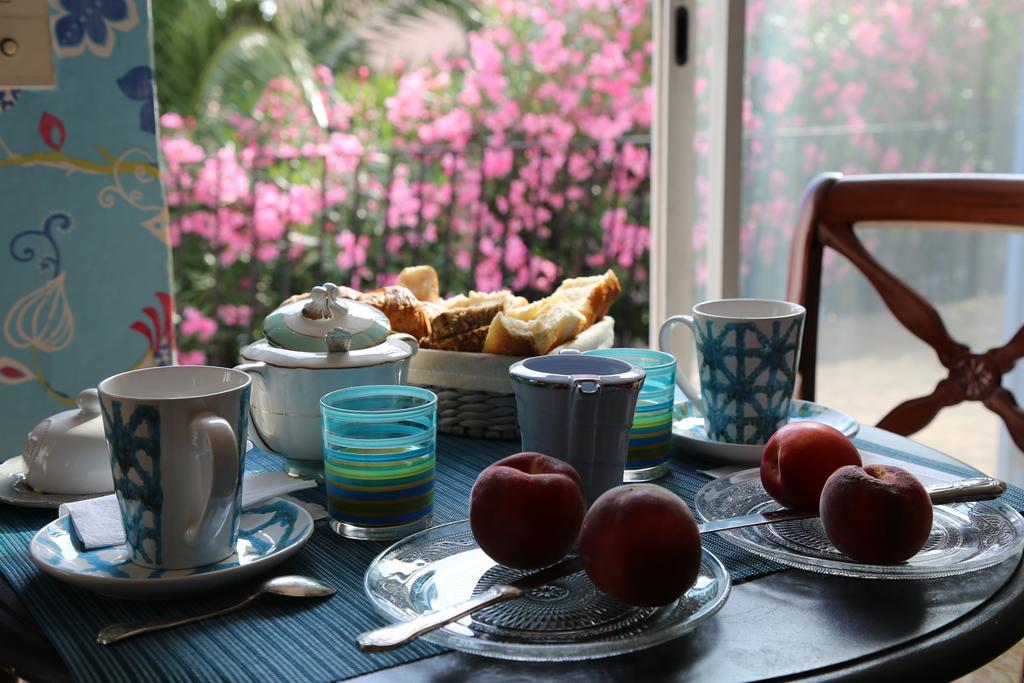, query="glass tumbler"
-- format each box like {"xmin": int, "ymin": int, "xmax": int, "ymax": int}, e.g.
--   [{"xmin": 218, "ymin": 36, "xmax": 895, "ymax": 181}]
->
[
  {"xmin": 320, "ymin": 385, "xmax": 437, "ymax": 540},
  {"xmin": 583, "ymin": 348, "xmax": 676, "ymax": 481}
]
